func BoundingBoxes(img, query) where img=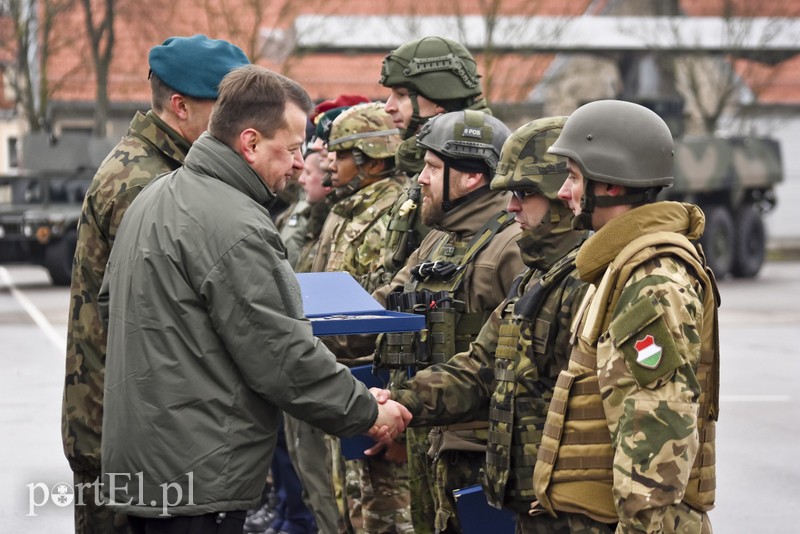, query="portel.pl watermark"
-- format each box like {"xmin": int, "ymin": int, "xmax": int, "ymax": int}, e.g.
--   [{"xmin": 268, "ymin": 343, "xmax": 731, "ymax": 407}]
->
[{"xmin": 27, "ymin": 471, "xmax": 195, "ymax": 517}]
